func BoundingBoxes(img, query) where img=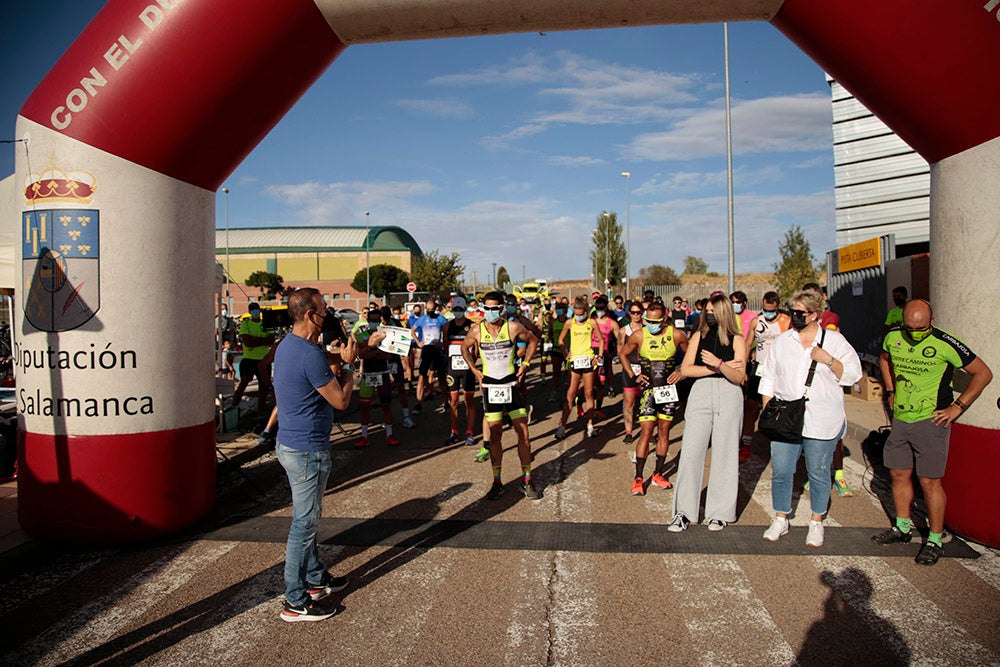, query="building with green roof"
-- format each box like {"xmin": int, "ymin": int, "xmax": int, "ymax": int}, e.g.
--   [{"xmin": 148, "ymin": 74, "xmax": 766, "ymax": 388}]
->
[{"xmin": 214, "ymin": 226, "xmax": 423, "ymax": 312}]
